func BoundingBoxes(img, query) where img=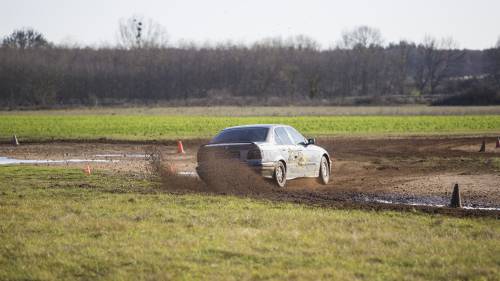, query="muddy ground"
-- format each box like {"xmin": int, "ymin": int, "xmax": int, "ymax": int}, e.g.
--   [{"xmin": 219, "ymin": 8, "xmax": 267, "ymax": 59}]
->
[{"xmin": 1, "ymin": 136, "xmax": 499, "ymax": 216}]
